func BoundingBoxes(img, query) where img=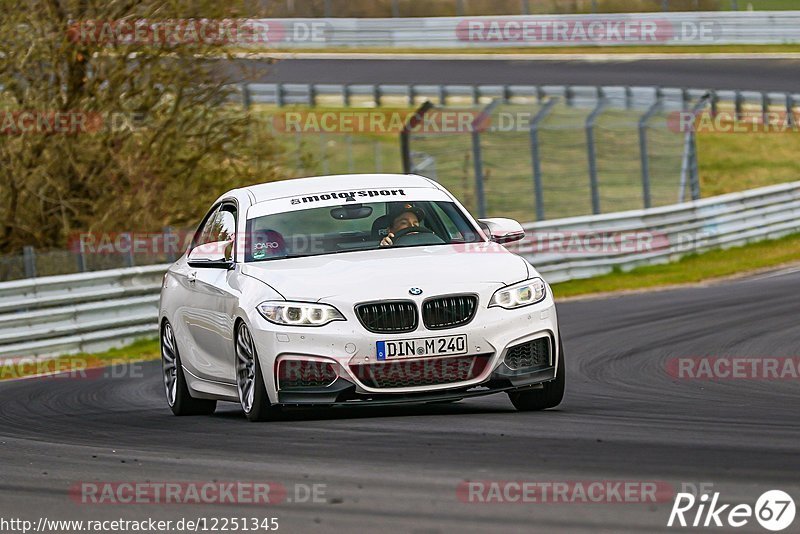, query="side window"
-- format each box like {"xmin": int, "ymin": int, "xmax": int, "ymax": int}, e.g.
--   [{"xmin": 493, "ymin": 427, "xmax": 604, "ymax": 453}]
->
[
  {"xmin": 193, "ymin": 204, "xmax": 237, "ymax": 248},
  {"xmin": 216, "ymin": 206, "xmax": 236, "ymax": 243},
  {"xmin": 429, "ymin": 202, "xmax": 462, "ymax": 240},
  {"xmin": 194, "ymin": 206, "xmax": 222, "ymax": 249}
]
